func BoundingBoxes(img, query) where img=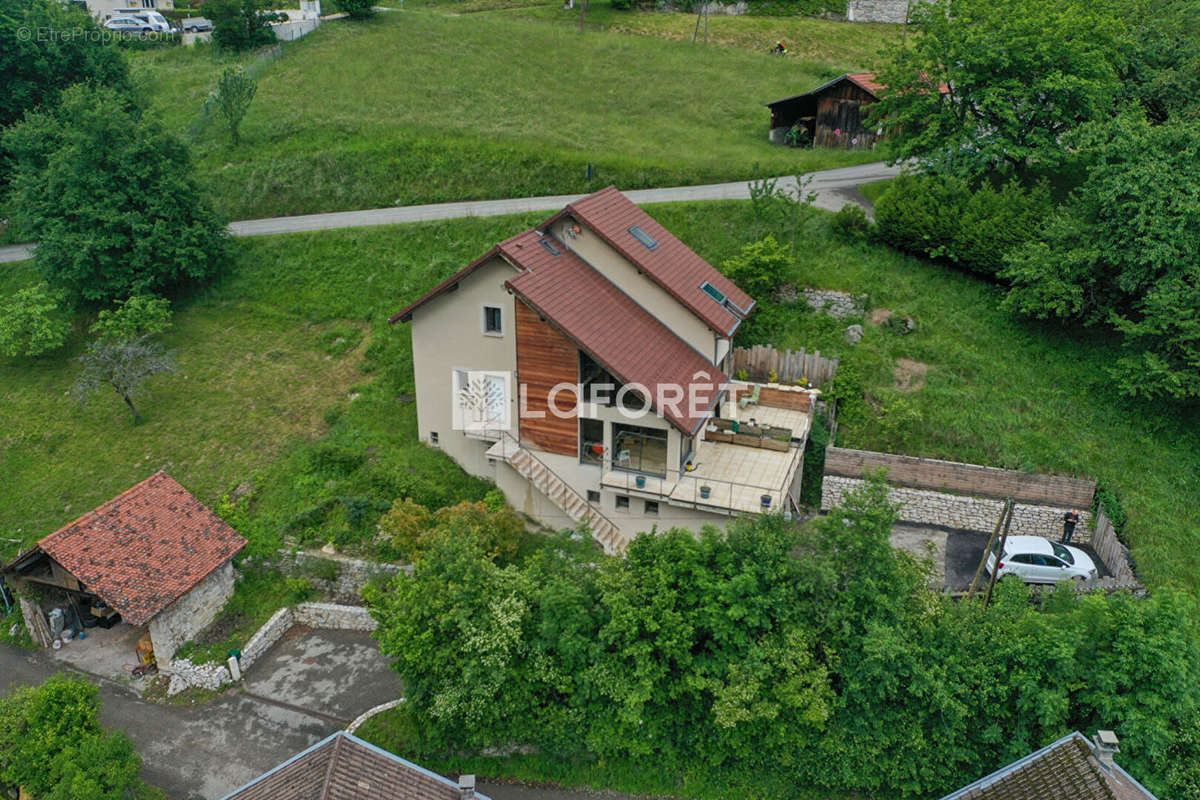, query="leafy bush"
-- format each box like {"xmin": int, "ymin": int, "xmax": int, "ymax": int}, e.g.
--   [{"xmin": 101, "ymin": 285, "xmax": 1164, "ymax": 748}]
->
[
  {"xmin": 90, "ymin": 295, "xmax": 172, "ymax": 343},
  {"xmin": 831, "ymin": 203, "xmax": 870, "ymax": 241},
  {"xmin": 3, "ymin": 85, "xmax": 229, "ymax": 303},
  {"xmin": 799, "ymin": 410, "xmax": 829, "ymax": 507},
  {"xmin": 0, "ymin": 283, "xmax": 71, "ymax": 358},
  {"xmin": 0, "ymin": 675, "xmax": 142, "ymax": 798},
  {"xmin": 379, "ymin": 499, "xmax": 523, "ymax": 563},
  {"xmin": 211, "ymin": 66, "xmax": 257, "ymax": 145},
  {"xmin": 721, "ymin": 235, "xmax": 791, "ymax": 300},
  {"xmin": 873, "ymin": 174, "xmax": 1049, "ymax": 277},
  {"xmin": 336, "ymin": 0, "xmax": 375, "ymax": 18}
]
